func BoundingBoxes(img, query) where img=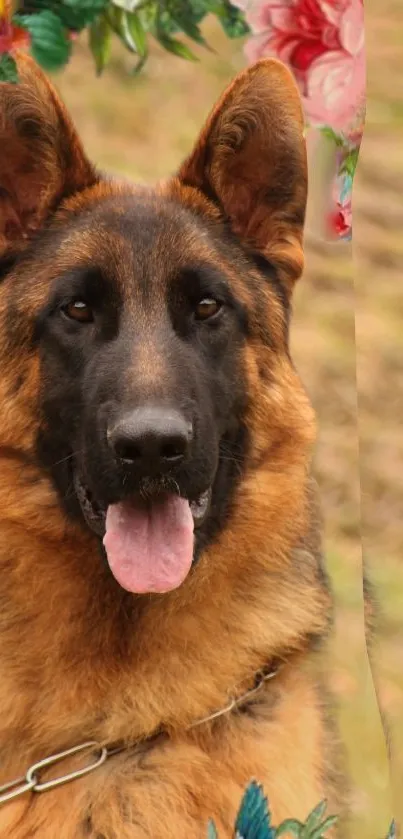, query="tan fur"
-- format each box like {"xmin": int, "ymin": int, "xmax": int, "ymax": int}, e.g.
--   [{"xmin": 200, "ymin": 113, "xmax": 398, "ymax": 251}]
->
[{"xmin": 0, "ymin": 55, "xmax": 344, "ymax": 837}]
